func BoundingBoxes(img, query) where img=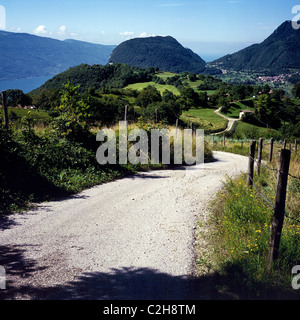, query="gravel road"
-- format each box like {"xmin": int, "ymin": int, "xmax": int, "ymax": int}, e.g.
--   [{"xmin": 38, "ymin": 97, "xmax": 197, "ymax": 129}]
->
[{"xmin": 0, "ymin": 151, "xmax": 248, "ymax": 300}]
